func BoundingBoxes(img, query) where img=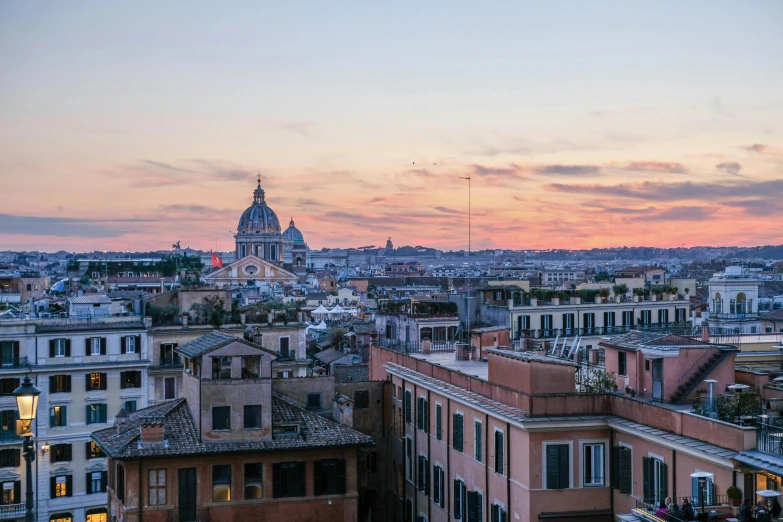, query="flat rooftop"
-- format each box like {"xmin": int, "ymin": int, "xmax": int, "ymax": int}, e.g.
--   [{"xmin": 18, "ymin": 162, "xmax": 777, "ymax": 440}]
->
[{"xmin": 408, "ymin": 351, "xmax": 489, "ymax": 380}]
